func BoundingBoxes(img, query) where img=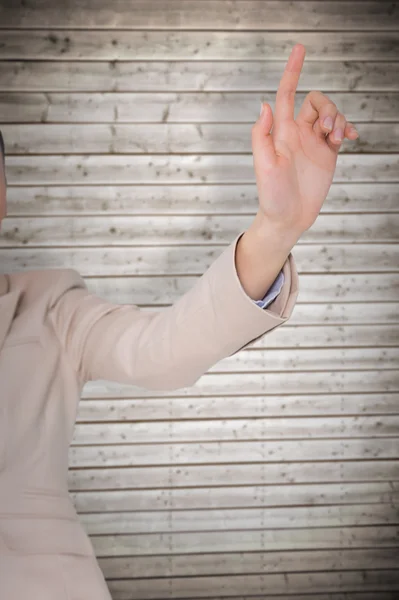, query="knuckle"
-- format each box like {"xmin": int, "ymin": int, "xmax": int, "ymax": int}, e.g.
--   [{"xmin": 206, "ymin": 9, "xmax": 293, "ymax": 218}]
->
[
  {"xmin": 323, "ymin": 102, "xmax": 338, "ymax": 118},
  {"xmin": 279, "ymin": 87, "xmax": 295, "ymax": 100},
  {"xmin": 324, "ymin": 100, "xmax": 337, "ymax": 112},
  {"xmin": 308, "ymin": 90, "xmax": 323, "ymax": 100}
]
